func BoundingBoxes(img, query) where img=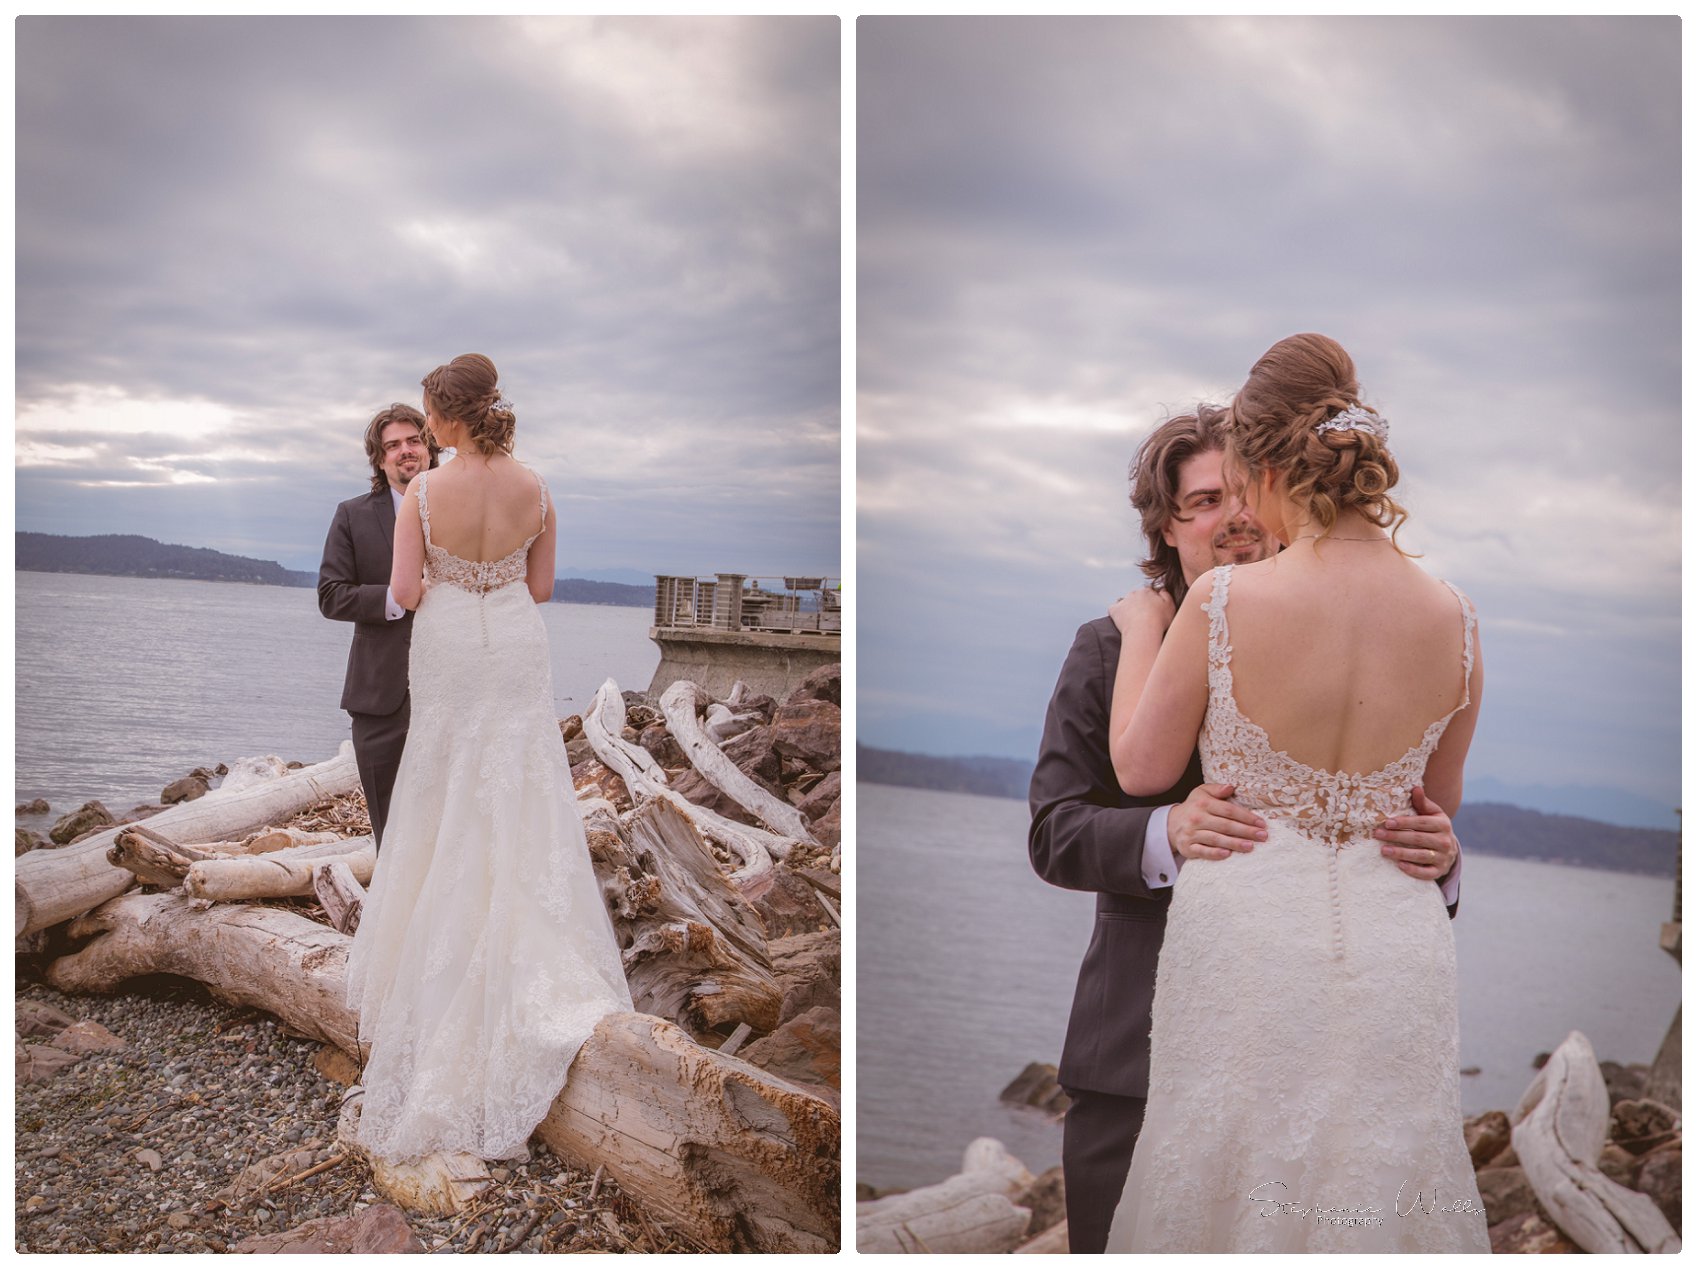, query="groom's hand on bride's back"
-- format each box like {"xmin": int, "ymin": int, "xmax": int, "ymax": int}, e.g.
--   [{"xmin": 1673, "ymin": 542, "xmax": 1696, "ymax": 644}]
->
[
  {"xmin": 1374, "ymin": 785, "xmax": 1460, "ymax": 881},
  {"xmin": 1169, "ymin": 782, "xmax": 1267, "ymax": 863}
]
